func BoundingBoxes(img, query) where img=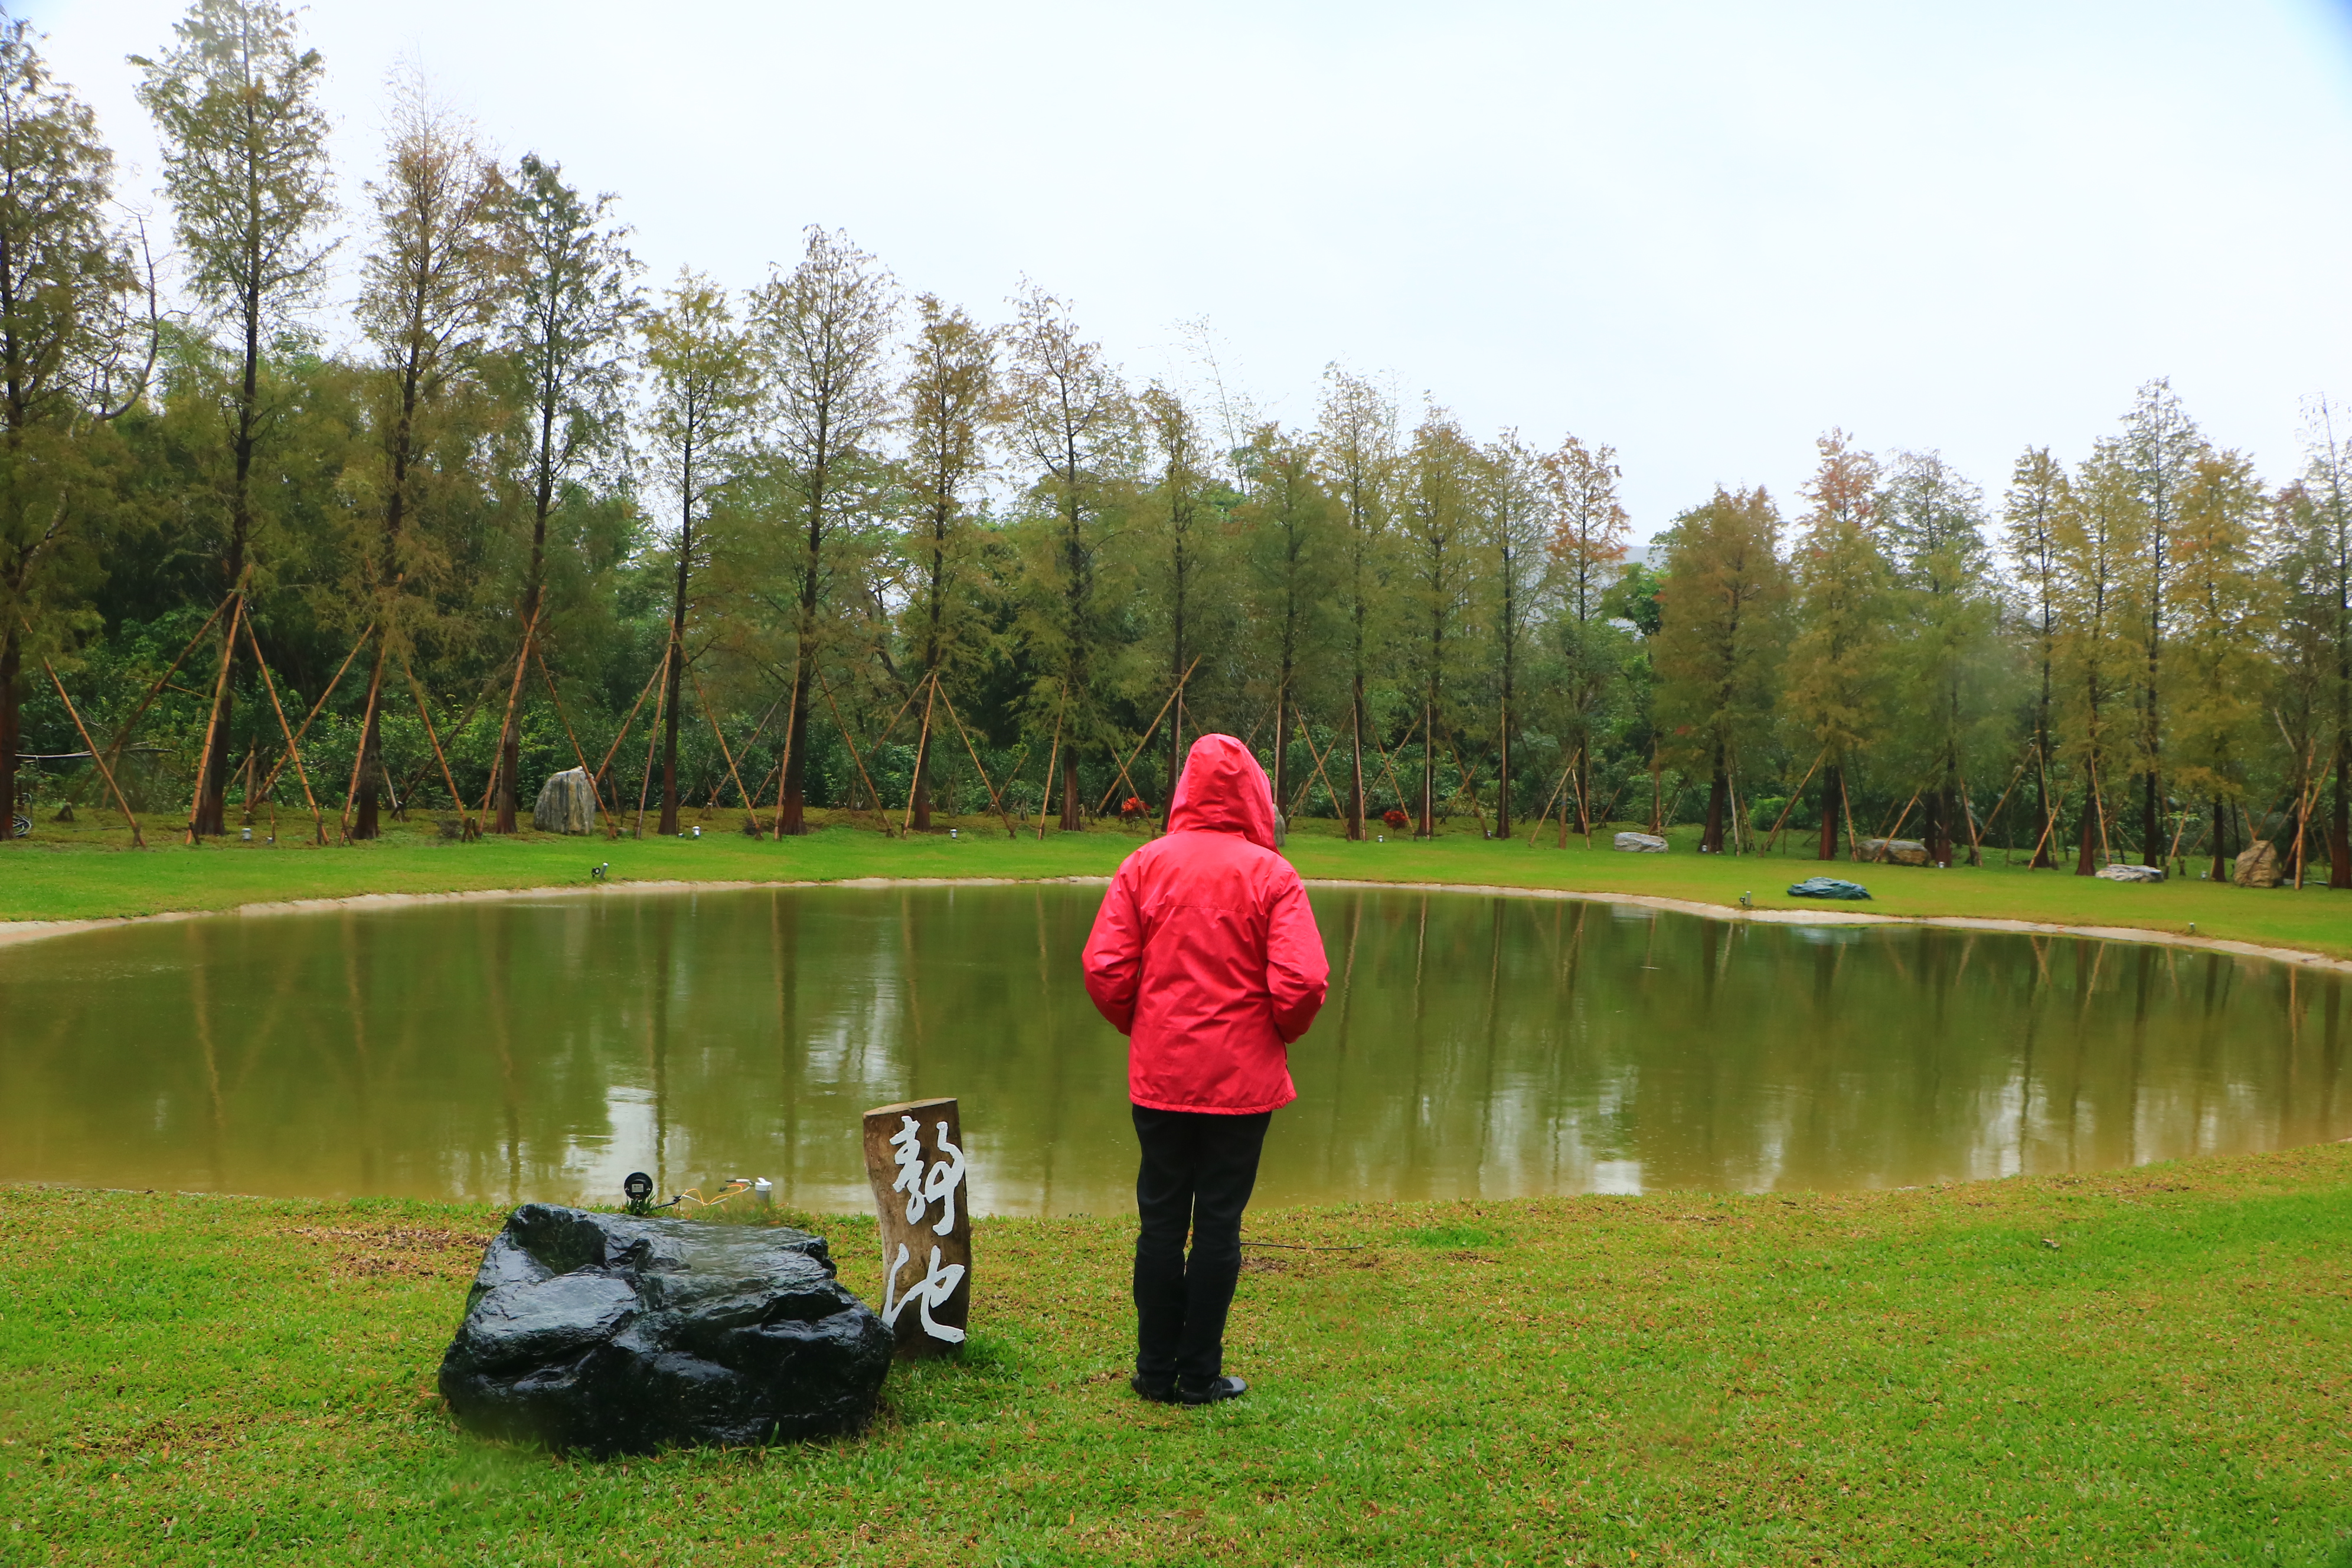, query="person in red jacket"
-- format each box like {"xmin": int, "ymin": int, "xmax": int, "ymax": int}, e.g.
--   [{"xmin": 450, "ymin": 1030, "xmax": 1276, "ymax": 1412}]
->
[{"xmin": 1082, "ymin": 733, "xmax": 1329, "ymax": 1406}]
